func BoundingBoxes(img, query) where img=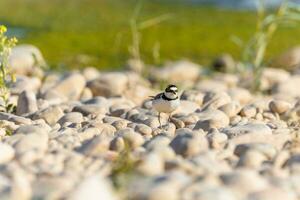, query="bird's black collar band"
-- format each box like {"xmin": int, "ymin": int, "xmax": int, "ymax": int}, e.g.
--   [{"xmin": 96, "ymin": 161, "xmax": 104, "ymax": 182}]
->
[{"xmin": 162, "ymin": 94, "xmax": 178, "ymax": 101}]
